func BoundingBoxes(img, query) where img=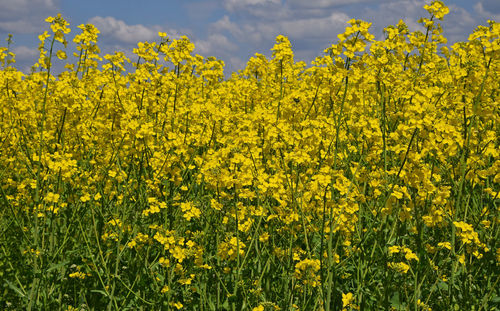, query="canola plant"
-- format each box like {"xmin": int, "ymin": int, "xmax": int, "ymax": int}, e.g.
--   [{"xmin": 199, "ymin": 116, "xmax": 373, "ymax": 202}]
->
[{"xmin": 0, "ymin": 1, "xmax": 498, "ymax": 310}]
